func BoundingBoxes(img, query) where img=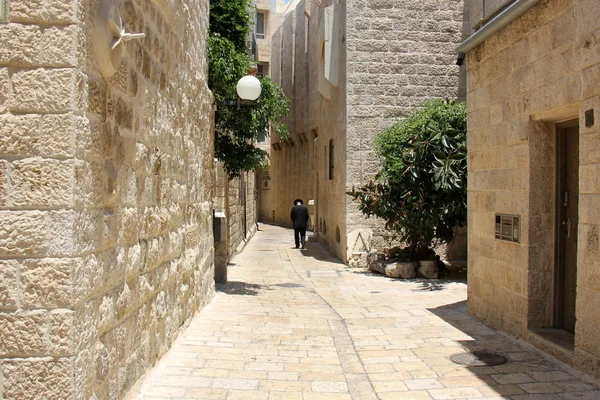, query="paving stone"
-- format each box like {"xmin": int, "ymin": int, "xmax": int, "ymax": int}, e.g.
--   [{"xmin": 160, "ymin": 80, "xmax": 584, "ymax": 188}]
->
[
  {"xmin": 311, "ymin": 381, "xmax": 349, "ymax": 393},
  {"xmin": 212, "ymin": 378, "xmax": 259, "ymax": 390},
  {"xmin": 183, "ymin": 388, "xmax": 227, "ymax": 399},
  {"xmin": 133, "ymin": 225, "xmax": 600, "ymax": 400},
  {"xmin": 491, "ymin": 372, "xmax": 536, "ymax": 385}
]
